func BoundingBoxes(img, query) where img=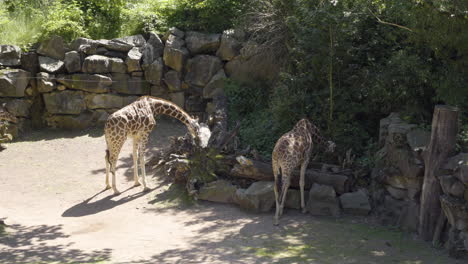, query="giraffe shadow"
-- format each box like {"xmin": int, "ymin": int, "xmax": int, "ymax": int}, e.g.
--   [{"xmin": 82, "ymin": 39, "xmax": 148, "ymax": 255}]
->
[{"xmin": 61, "ymin": 186, "xmax": 154, "ymax": 217}]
